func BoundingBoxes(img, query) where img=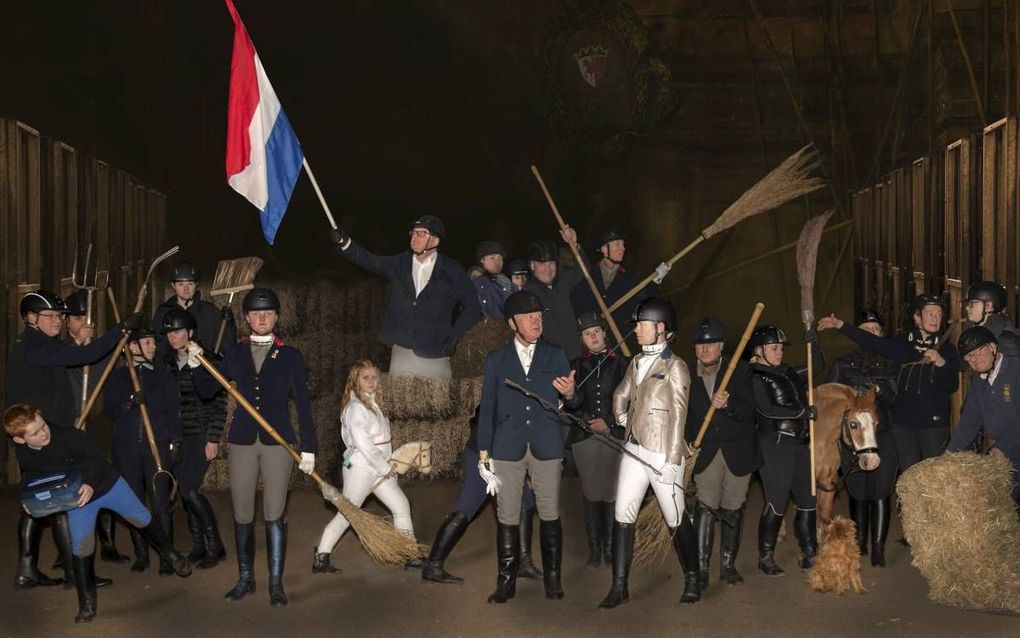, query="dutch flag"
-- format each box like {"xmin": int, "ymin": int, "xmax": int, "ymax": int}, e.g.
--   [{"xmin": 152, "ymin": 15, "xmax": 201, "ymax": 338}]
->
[{"xmin": 224, "ymin": 0, "xmax": 304, "ymax": 245}]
